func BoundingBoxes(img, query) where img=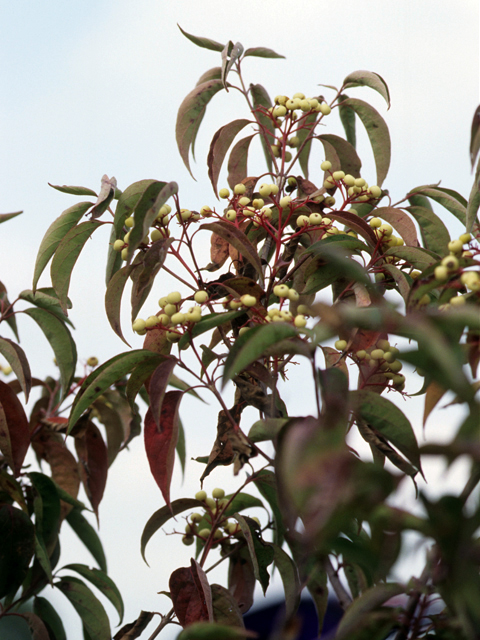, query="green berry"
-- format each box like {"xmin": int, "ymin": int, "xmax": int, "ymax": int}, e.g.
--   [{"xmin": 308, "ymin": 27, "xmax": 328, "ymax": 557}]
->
[
  {"xmin": 296, "ymin": 215, "xmax": 310, "ymax": 227},
  {"xmin": 195, "ymin": 490, "xmax": 207, "ymax": 501},
  {"xmin": 113, "ymin": 239, "xmax": 125, "ymax": 252},
  {"xmin": 294, "ymin": 315, "xmax": 307, "ymax": 328},
  {"xmin": 258, "ymin": 183, "xmax": 272, "ymax": 197},
  {"xmin": 319, "ymin": 103, "xmax": 331, "ymax": 115},
  {"xmin": 198, "ymin": 528, "xmax": 211, "ymax": 539},
  {"xmin": 434, "ymin": 265, "xmax": 449, "ymax": 281},
  {"xmin": 194, "ymin": 291, "xmax": 209, "ymax": 304},
  {"xmin": 279, "ymin": 196, "xmax": 292, "ymax": 208},
  {"xmin": 234, "ymin": 183, "xmax": 246, "ymax": 195},
  {"xmin": 219, "ymin": 188, "xmax": 230, "ymax": 199},
  {"xmin": 332, "ymin": 171, "xmax": 345, "ymax": 181},
  {"xmin": 240, "ymin": 294, "xmax": 257, "ymax": 307},
  {"xmin": 441, "ymin": 255, "xmax": 458, "ymax": 270},
  {"xmin": 226, "ymin": 210, "xmax": 236, "ymax": 221},
  {"xmin": 132, "ymin": 318, "xmax": 146, "ymax": 333},
  {"xmin": 335, "ymin": 339, "xmax": 347, "ymax": 351},
  {"xmin": 321, "ymin": 160, "xmax": 332, "ymax": 171},
  {"xmin": 459, "ymin": 232, "xmax": 472, "ymax": 244},
  {"xmin": 182, "ymin": 535, "xmax": 194, "ymax": 546},
  {"xmin": 125, "ymin": 216, "xmax": 134, "ymax": 228},
  {"xmin": 273, "ymin": 284, "xmax": 290, "ymax": 298},
  {"xmin": 448, "ymin": 239, "xmax": 463, "ymax": 254},
  {"xmin": 212, "ymin": 487, "xmax": 225, "ymax": 499}
]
